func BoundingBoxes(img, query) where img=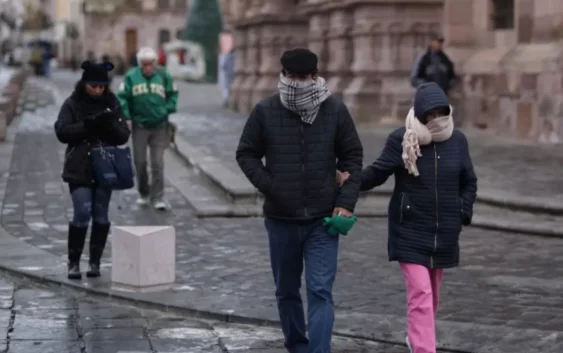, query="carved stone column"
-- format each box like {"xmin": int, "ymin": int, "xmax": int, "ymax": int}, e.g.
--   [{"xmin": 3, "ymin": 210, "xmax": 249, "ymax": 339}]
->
[
  {"xmin": 307, "ymin": 11, "xmax": 330, "ymax": 74},
  {"xmin": 247, "ymin": 0, "xmax": 309, "ymax": 107},
  {"xmin": 343, "ymin": 6, "xmax": 382, "ymax": 122},
  {"xmin": 238, "ymin": 26, "xmax": 261, "ymax": 113},
  {"xmin": 228, "ymin": 0, "xmax": 250, "ymax": 111},
  {"xmin": 325, "ymin": 7, "xmax": 353, "ymax": 99},
  {"xmin": 245, "ymin": 0, "xmax": 263, "ymax": 19},
  {"xmin": 228, "ymin": 28, "xmax": 247, "ymax": 111},
  {"xmin": 252, "ymin": 24, "xmax": 279, "ymax": 106}
]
